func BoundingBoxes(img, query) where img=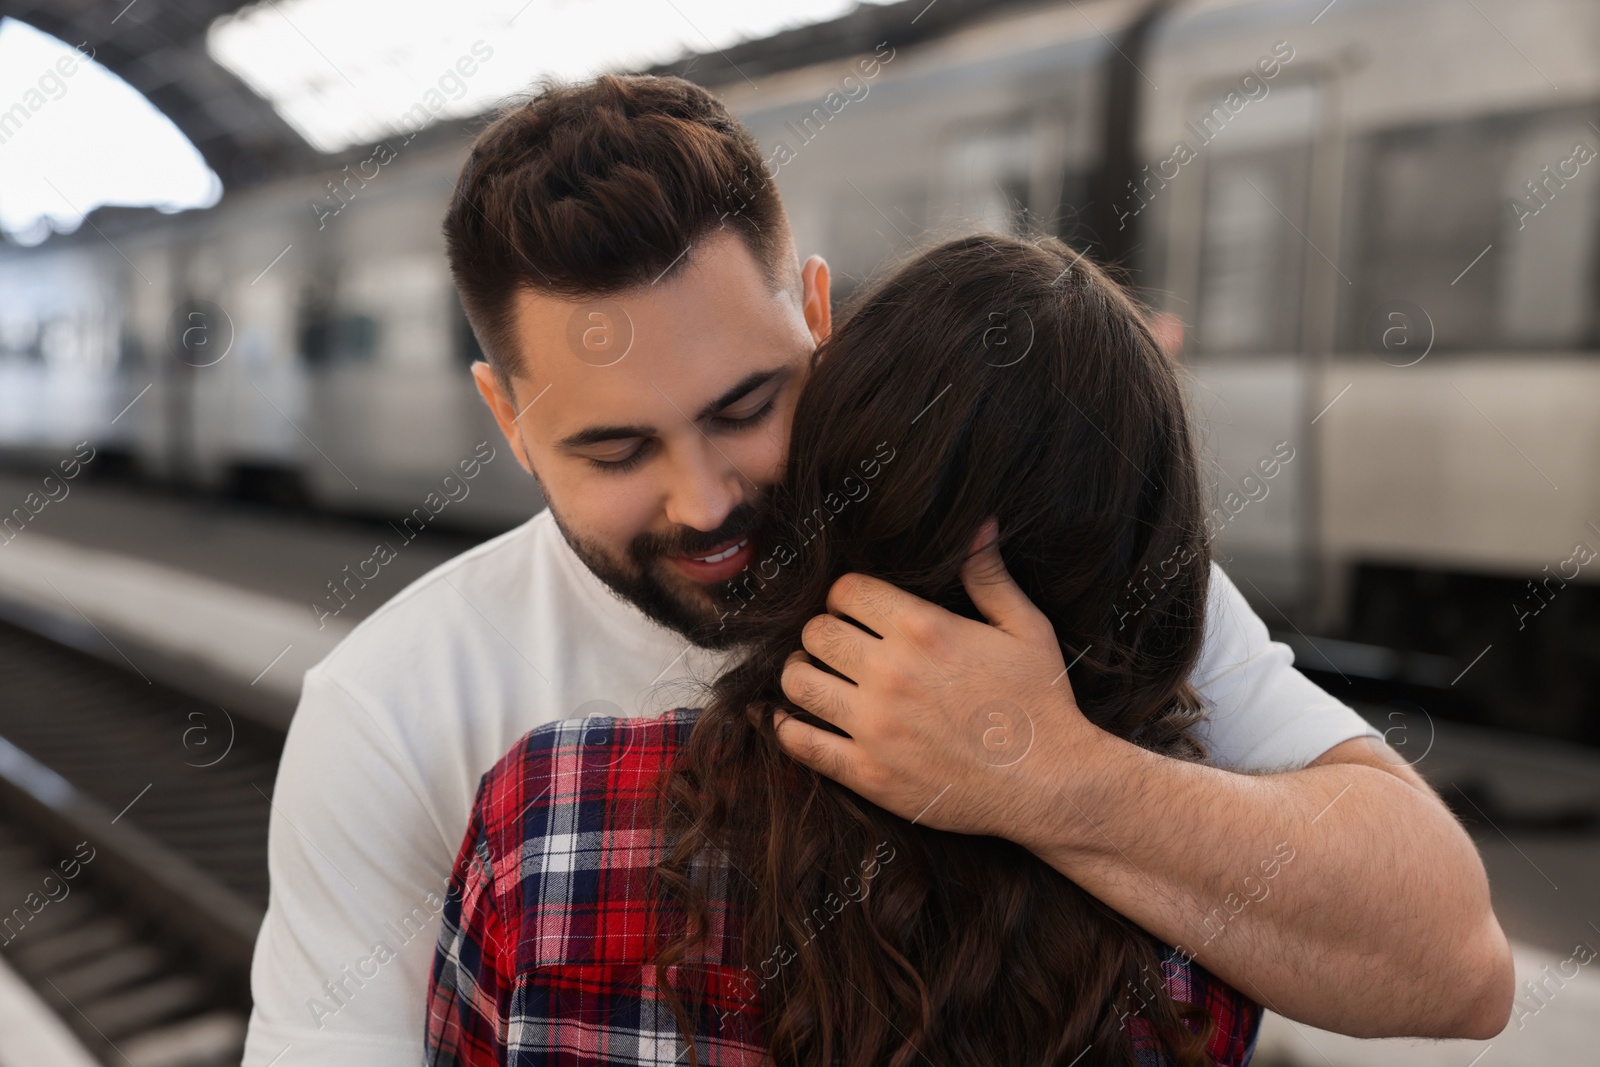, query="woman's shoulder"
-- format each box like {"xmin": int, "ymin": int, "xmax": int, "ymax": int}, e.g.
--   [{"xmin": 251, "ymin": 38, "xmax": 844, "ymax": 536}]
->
[
  {"xmin": 496, "ymin": 706, "xmax": 703, "ymax": 775},
  {"xmin": 465, "ymin": 708, "xmax": 708, "ymax": 972},
  {"xmin": 471, "ymin": 707, "xmax": 704, "ymax": 863}
]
